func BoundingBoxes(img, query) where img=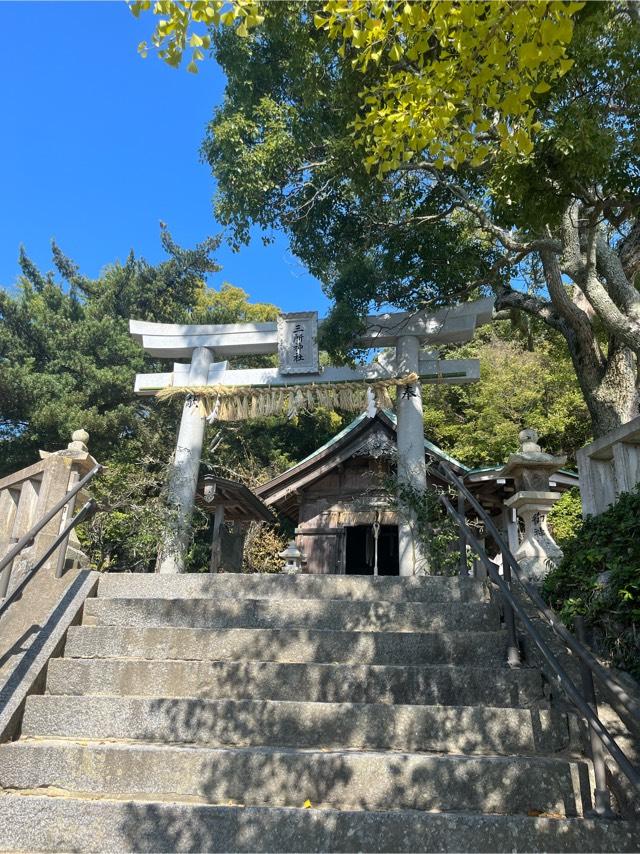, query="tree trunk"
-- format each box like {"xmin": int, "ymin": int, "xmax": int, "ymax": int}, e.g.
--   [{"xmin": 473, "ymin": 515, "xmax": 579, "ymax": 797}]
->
[
  {"xmin": 566, "ymin": 334, "xmax": 638, "ymax": 438},
  {"xmin": 620, "ymin": 220, "xmax": 640, "ymax": 287}
]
